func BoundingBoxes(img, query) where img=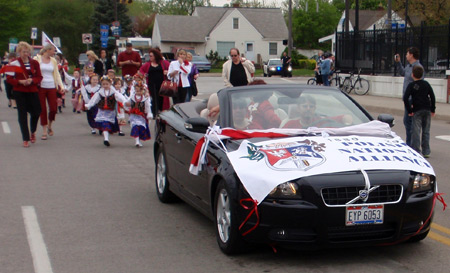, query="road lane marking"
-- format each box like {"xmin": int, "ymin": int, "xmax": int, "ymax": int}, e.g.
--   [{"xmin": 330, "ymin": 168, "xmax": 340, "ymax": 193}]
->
[
  {"xmin": 22, "ymin": 206, "xmax": 54, "ymax": 273},
  {"xmin": 428, "ymin": 231, "xmax": 450, "ymax": 247},
  {"xmin": 436, "ymin": 135, "xmax": 450, "ymax": 141},
  {"xmin": 432, "ymin": 223, "xmax": 450, "ymax": 235},
  {"xmin": 2, "ymin": 121, "xmax": 11, "ymax": 134}
]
